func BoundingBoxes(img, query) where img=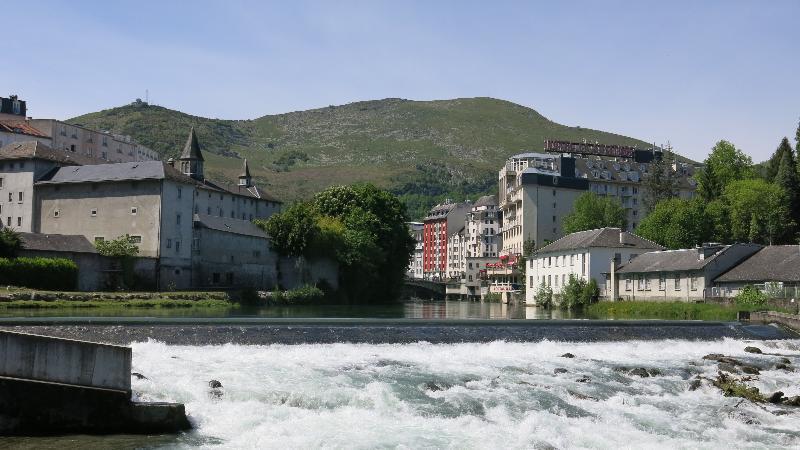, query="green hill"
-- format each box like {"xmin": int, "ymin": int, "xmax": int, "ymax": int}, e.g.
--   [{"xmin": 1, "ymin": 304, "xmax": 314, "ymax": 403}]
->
[{"xmin": 68, "ymin": 97, "xmax": 661, "ymax": 219}]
